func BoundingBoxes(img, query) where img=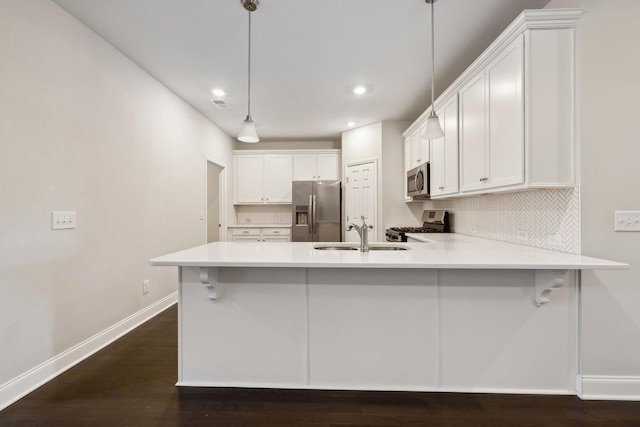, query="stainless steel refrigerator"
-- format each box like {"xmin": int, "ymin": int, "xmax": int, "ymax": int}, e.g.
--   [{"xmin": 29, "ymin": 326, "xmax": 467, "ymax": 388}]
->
[{"xmin": 292, "ymin": 180, "xmax": 342, "ymax": 242}]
